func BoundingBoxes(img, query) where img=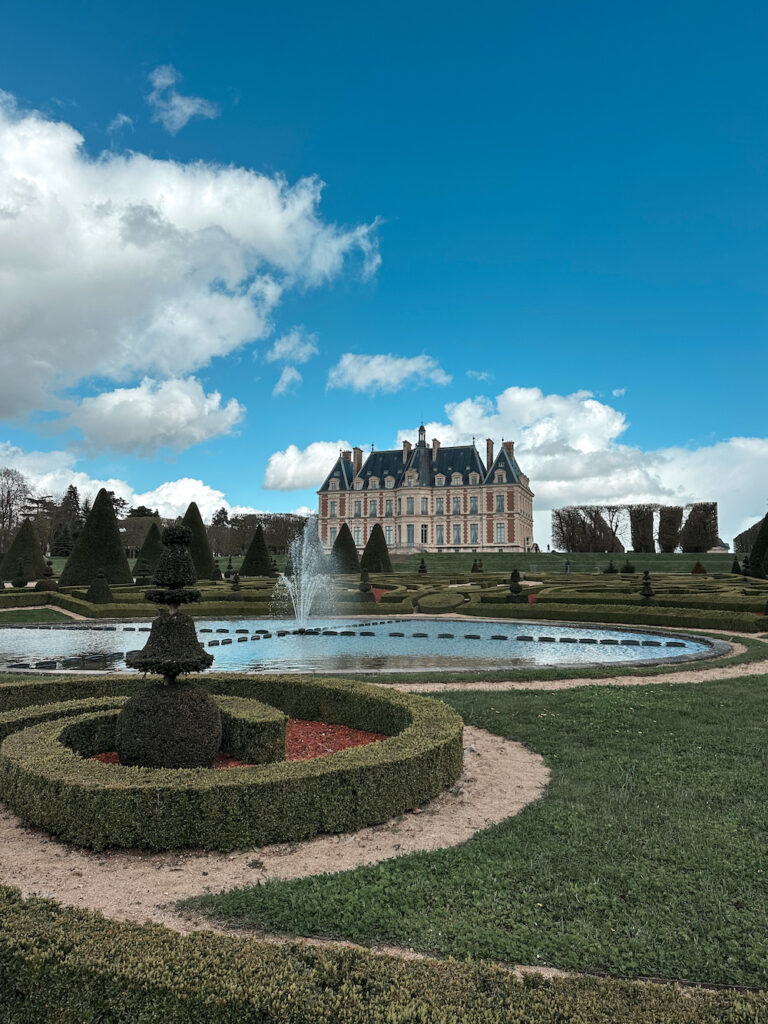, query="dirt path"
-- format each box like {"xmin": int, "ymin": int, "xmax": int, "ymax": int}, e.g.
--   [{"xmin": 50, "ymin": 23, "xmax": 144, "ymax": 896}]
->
[{"xmin": 0, "ymin": 726, "xmax": 547, "ymax": 933}]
